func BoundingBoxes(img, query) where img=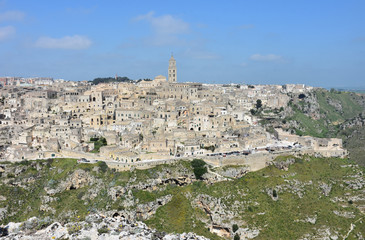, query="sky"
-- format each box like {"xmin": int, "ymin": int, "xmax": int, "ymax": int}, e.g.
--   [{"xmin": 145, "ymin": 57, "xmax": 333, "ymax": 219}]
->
[{"xmin": 0, "ymin": 0, "xmax": 364, "ymax": 88}]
